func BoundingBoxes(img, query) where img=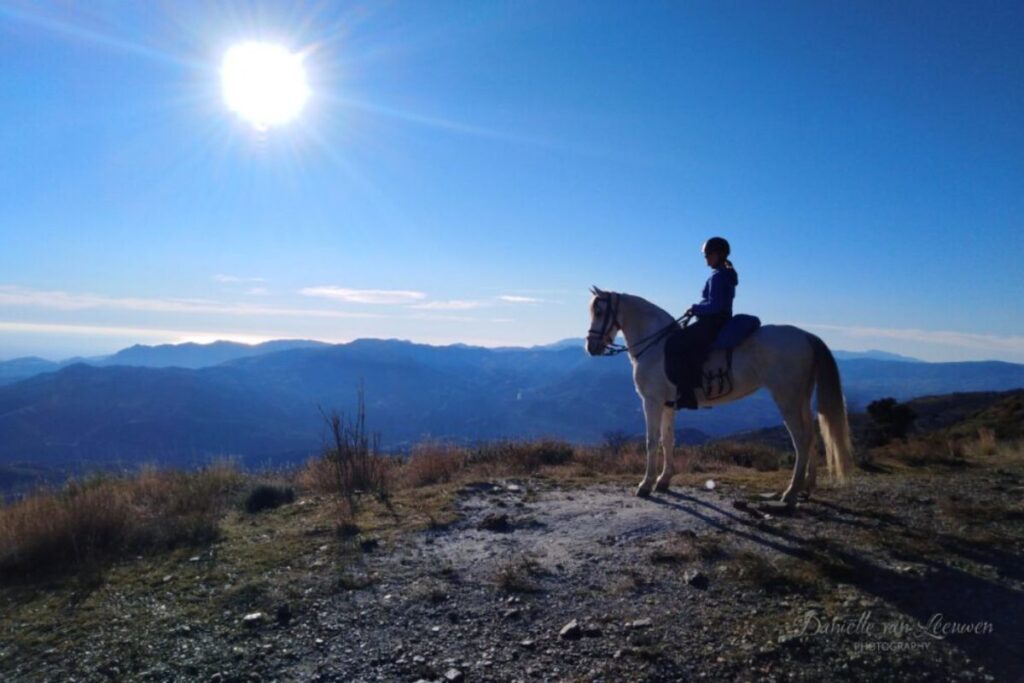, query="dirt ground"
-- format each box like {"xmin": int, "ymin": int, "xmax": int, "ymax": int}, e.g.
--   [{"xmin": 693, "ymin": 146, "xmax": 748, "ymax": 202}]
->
[{"xmin": 3, "ymin": 455, "xmax": 1024, "ymax": 682}]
